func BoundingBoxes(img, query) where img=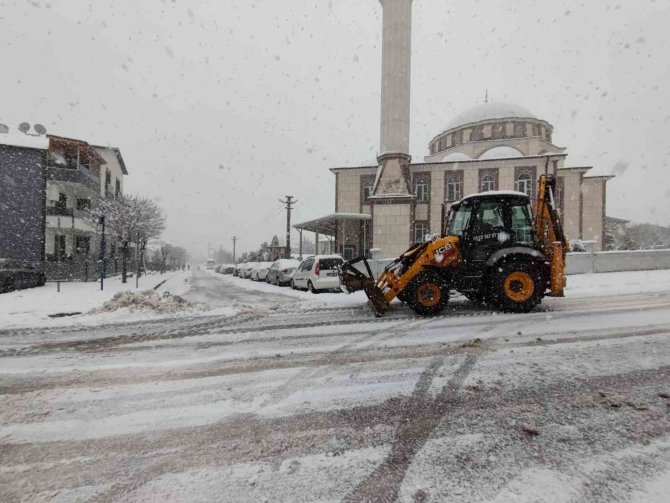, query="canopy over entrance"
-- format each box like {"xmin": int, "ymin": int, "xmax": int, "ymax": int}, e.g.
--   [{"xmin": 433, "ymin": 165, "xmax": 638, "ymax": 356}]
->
[
  {"xmin": 293, "ymin": 213, "xmax": 371, "ymax": 235},
  {"xmin": 293, "ymin": 213, "xmax": 372, "ymax": 259}
]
